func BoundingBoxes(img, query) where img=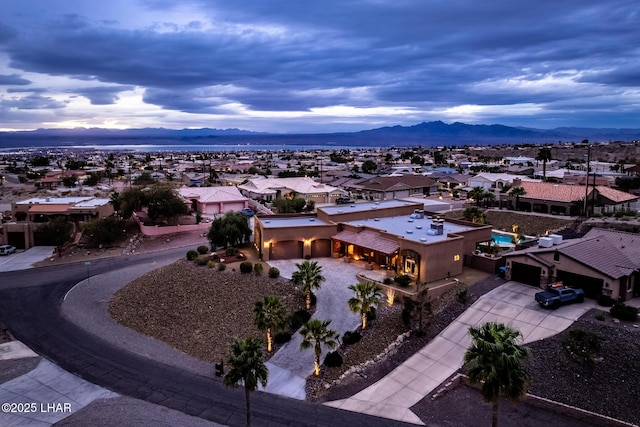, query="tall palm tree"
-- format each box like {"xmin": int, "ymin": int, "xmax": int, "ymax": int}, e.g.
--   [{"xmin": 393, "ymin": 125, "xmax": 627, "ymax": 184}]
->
[
  {"xmin": 482, "ymin": 191, "xmax": 496, "ymax": 208},
  {"xmin": 223, "ymin": 337, "xmax": 269, "ymax": 427},
  {"xmin": 348, "ymin": 282, "xmax": 382, "ymax": 329},
  {"xmin": 536, "ymin": 146, "xmax": 552, "ymax": 181},
  {"xmin": 463, "ymin": 322, "xmax": 531, "ymax": 427},
  {"xmin": 291, "ymin": 260, "xmax": 325, "ymax": 310},
  {"xmin": 509, "ymin": 186, "xmax": 526, "ymax": 211},
  {"xmin": 254, "ymin": 295, "xmax": 288, "ymax": 352},
  {"xmin": 299, "ymin": 319, "xmax": 339, "ymax": 376}
]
